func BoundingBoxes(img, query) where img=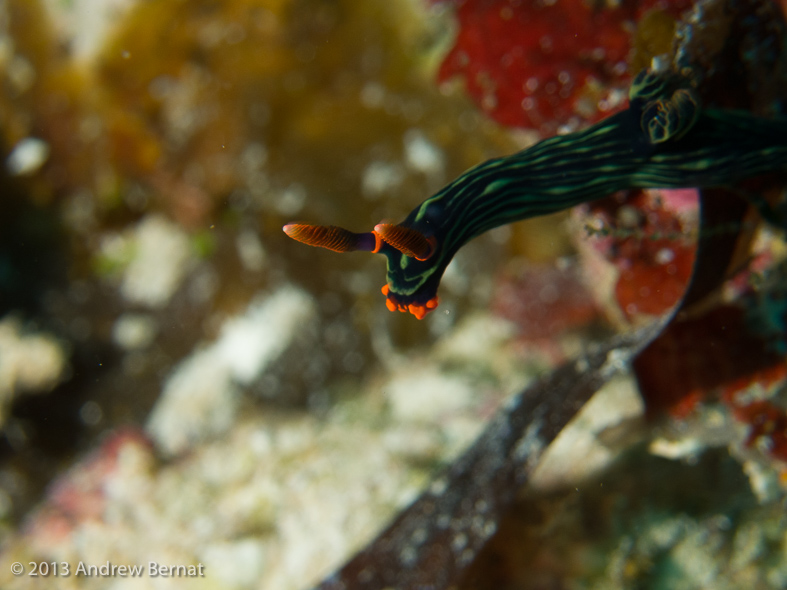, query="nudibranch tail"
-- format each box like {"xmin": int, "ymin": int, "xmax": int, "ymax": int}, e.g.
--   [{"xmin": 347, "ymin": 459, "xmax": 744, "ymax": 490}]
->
[
  {"xmin": 282, "ymin": 223, "xmax": 382, "ymax": 253},
  {"xmin": 381, "ymin": 284, "xmax": 439, "ymax": 320},
  {"xmin": 373, "ymin": 223, "xmax": 436, "ymax": 261}
]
